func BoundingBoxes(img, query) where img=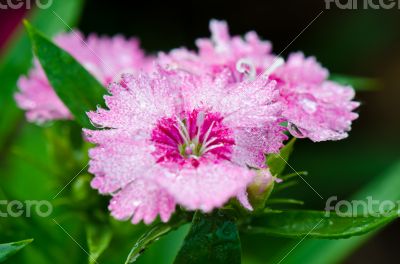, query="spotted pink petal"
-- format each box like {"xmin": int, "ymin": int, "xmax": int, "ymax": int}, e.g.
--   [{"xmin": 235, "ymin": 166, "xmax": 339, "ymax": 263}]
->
[
  {"xmin": 156, "ymin": 161, "xmax": 255, "ymax": 212},
  {"xmin": 109, "ymin": 178, "xmax": 176, "ymax": 224},
  {"xmin": 232, "ymin": 123, "xmax": 287, "ymax": 168},
  {"xmin": 274, "ymin": 52, "xmax": 359, "ymax": 141},
  {"xmin": 273, "ymin": 52, "xmax": 328, "ymax": 86},
  {"xmin": 85, "ymin": 129, "xmax": 155, "ymax": 194},
  {"xmin": 87, "ymin": 72, "xmax": 182, "ymax": 132},
  {"xmin": 15, "ymin": 63, "xmax": 72, "ymax": 123},
  {"xmin": 282, "ymin": 81, "xmax": 359, "ymax": 141}
]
